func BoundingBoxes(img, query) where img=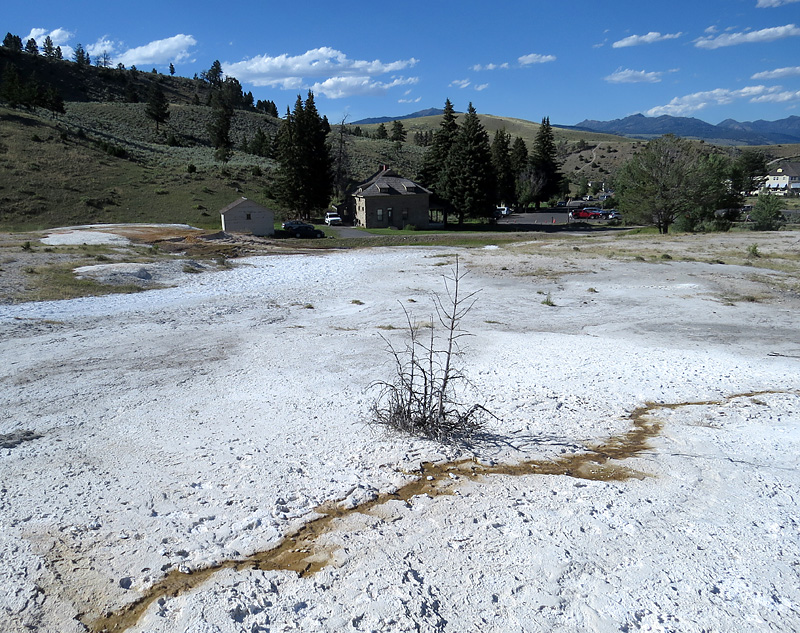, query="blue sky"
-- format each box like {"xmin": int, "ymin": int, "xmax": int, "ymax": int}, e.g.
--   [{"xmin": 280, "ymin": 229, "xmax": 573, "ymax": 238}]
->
[{"xmin": 6, "ymin": 0, "xmax": 800, "ymax": 125}]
